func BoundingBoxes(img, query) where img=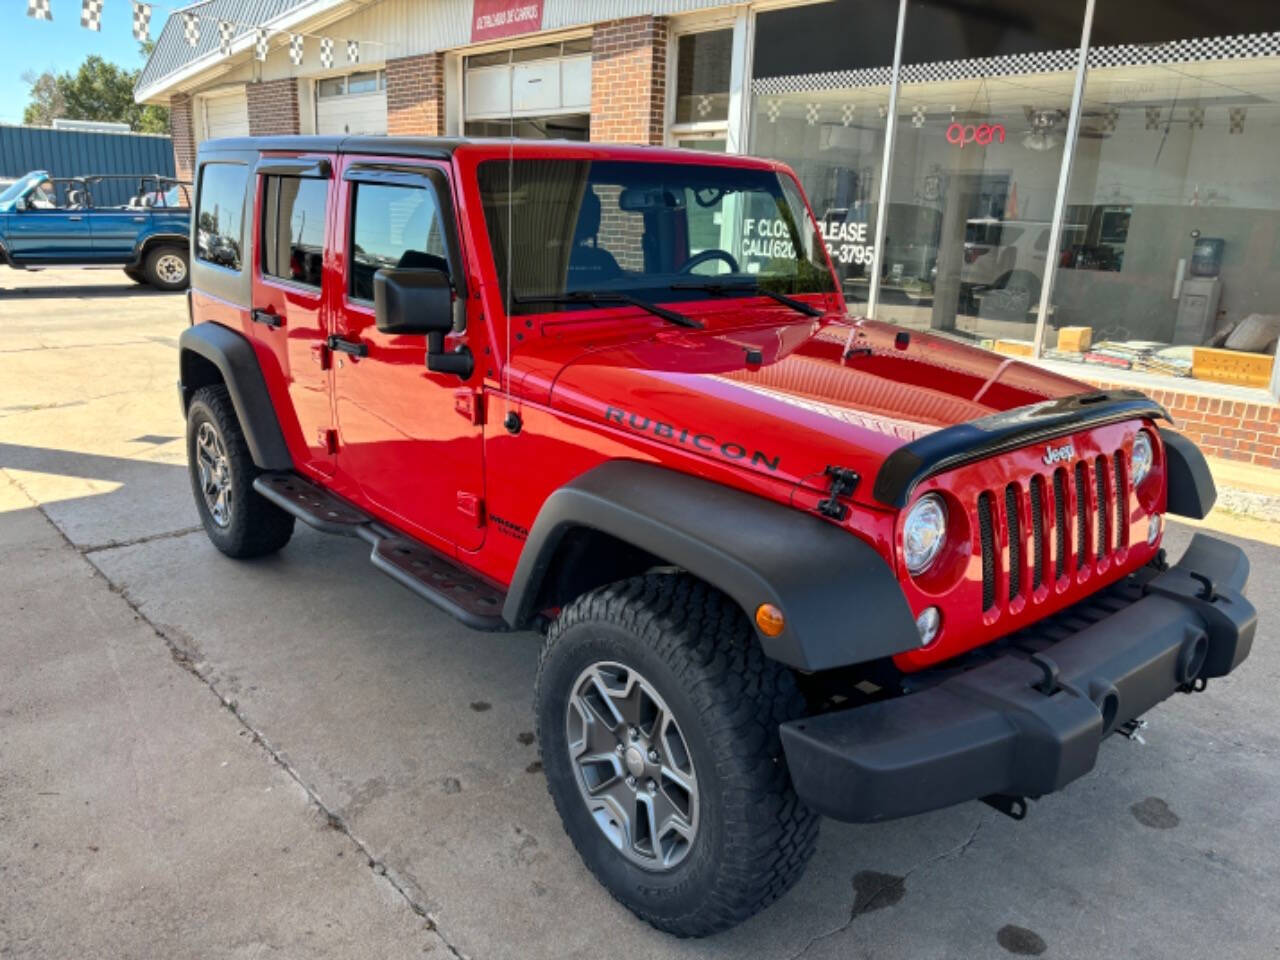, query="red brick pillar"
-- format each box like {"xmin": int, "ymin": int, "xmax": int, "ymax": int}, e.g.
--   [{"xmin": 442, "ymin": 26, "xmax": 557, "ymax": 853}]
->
[
  {"xmin": 169, "ymin": 93, "xmax": 196, "ymax": 181},
  {"xmin": 247, "ymin": 78, "xmax": 301, "ymax": 136},
  {"xmin": 590, "ymin": 16, "xmax": 669, "ymax": 145},
  {"xmin": 387, "ymin": 53, "xmax": 446, "ymax": 136}
]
